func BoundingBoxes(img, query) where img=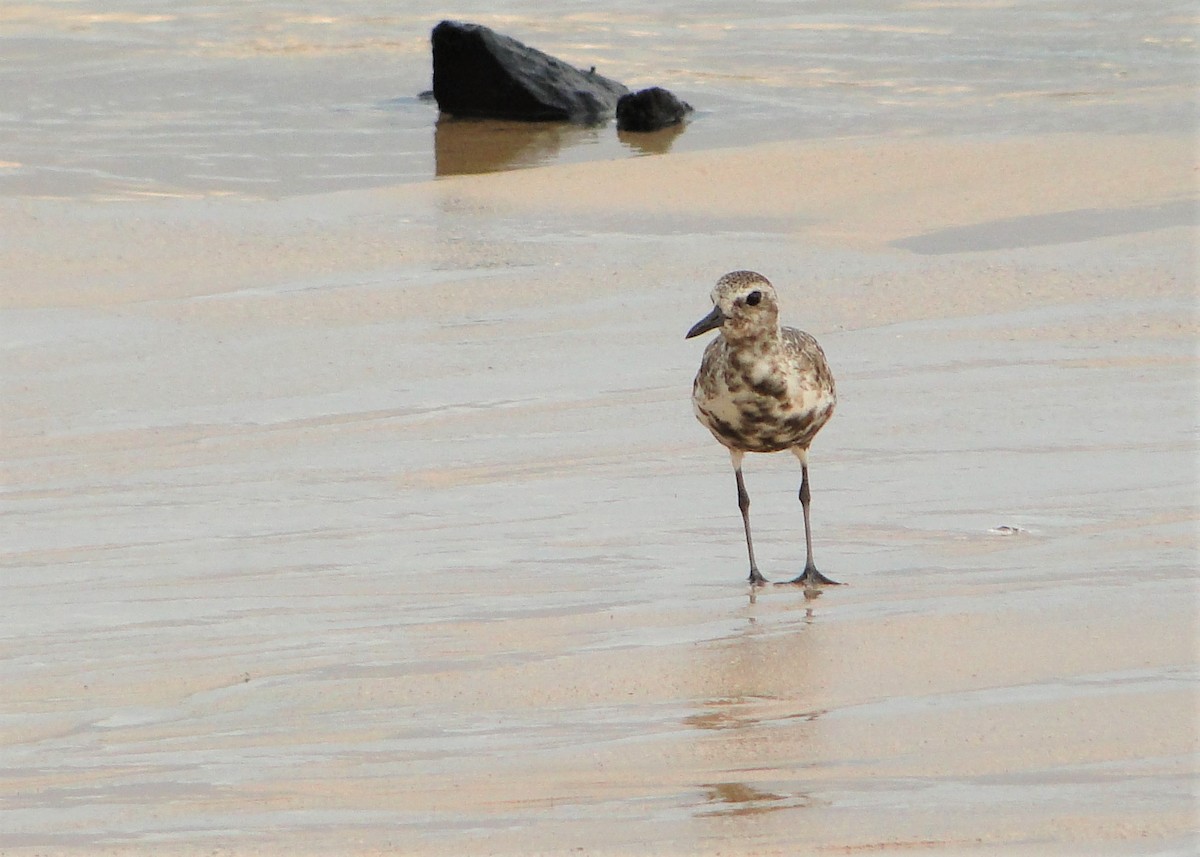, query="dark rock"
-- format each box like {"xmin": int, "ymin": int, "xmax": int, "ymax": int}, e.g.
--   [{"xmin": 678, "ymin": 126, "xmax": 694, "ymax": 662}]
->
[
  {"xmin": 616, "ymin": 87, "xmax": 693, "ymax": 132},
  {"xmin": 431, "ymin": 20, "xmax": 629, "ymax": 124}
]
